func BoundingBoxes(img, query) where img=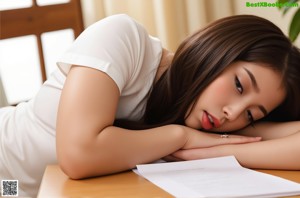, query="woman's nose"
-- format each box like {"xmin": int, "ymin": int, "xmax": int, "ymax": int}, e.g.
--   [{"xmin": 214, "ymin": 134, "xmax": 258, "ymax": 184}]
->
[{"xmin": 222, "ymin": 103, "xmax": 244, "ymax": 121}]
